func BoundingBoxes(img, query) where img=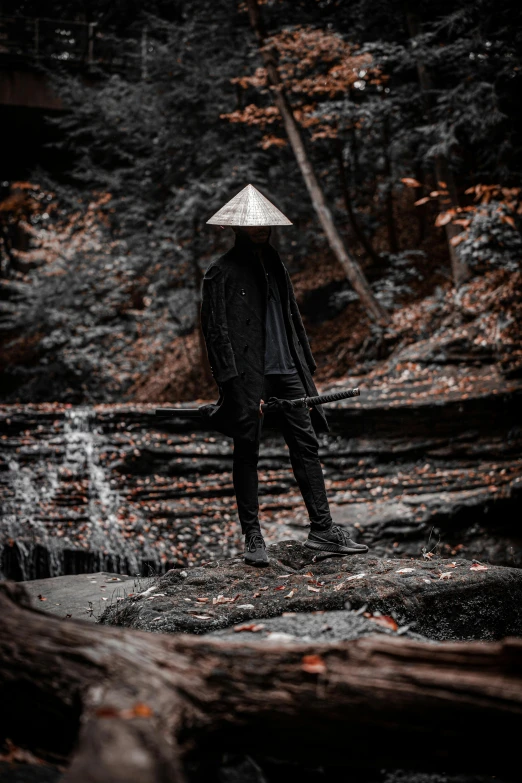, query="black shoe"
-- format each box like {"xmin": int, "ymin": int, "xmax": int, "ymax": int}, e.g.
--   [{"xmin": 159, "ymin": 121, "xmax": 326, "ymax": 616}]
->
[
  {"xmin": 244, "ymin": 532, "xmax": 270, "ymax": 567},
  {"xmin": 305, "ymin": 525, "xmax": 369, "ymax": 555}
]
